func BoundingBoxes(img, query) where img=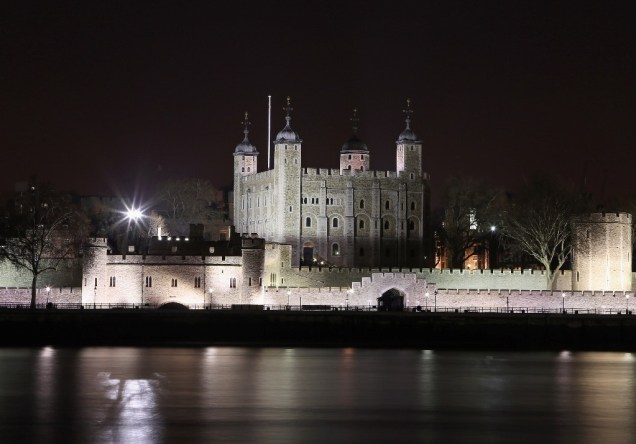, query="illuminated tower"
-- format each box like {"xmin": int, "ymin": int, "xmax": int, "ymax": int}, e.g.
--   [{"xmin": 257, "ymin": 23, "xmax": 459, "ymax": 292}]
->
[
  {"xmin": 572, "ymin": 212, "xmax": 632, "ymax": 291},
  {"xmin": 273, "ymin": 97, "xmax": 303, "ymax": 265},
  {"xmin": 396, "ymin": 99, "xmax": 422, "ymax": 178},
  {"xmin": 233, "ymin": 112, "xmax": 259, "ymax": 233}
]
